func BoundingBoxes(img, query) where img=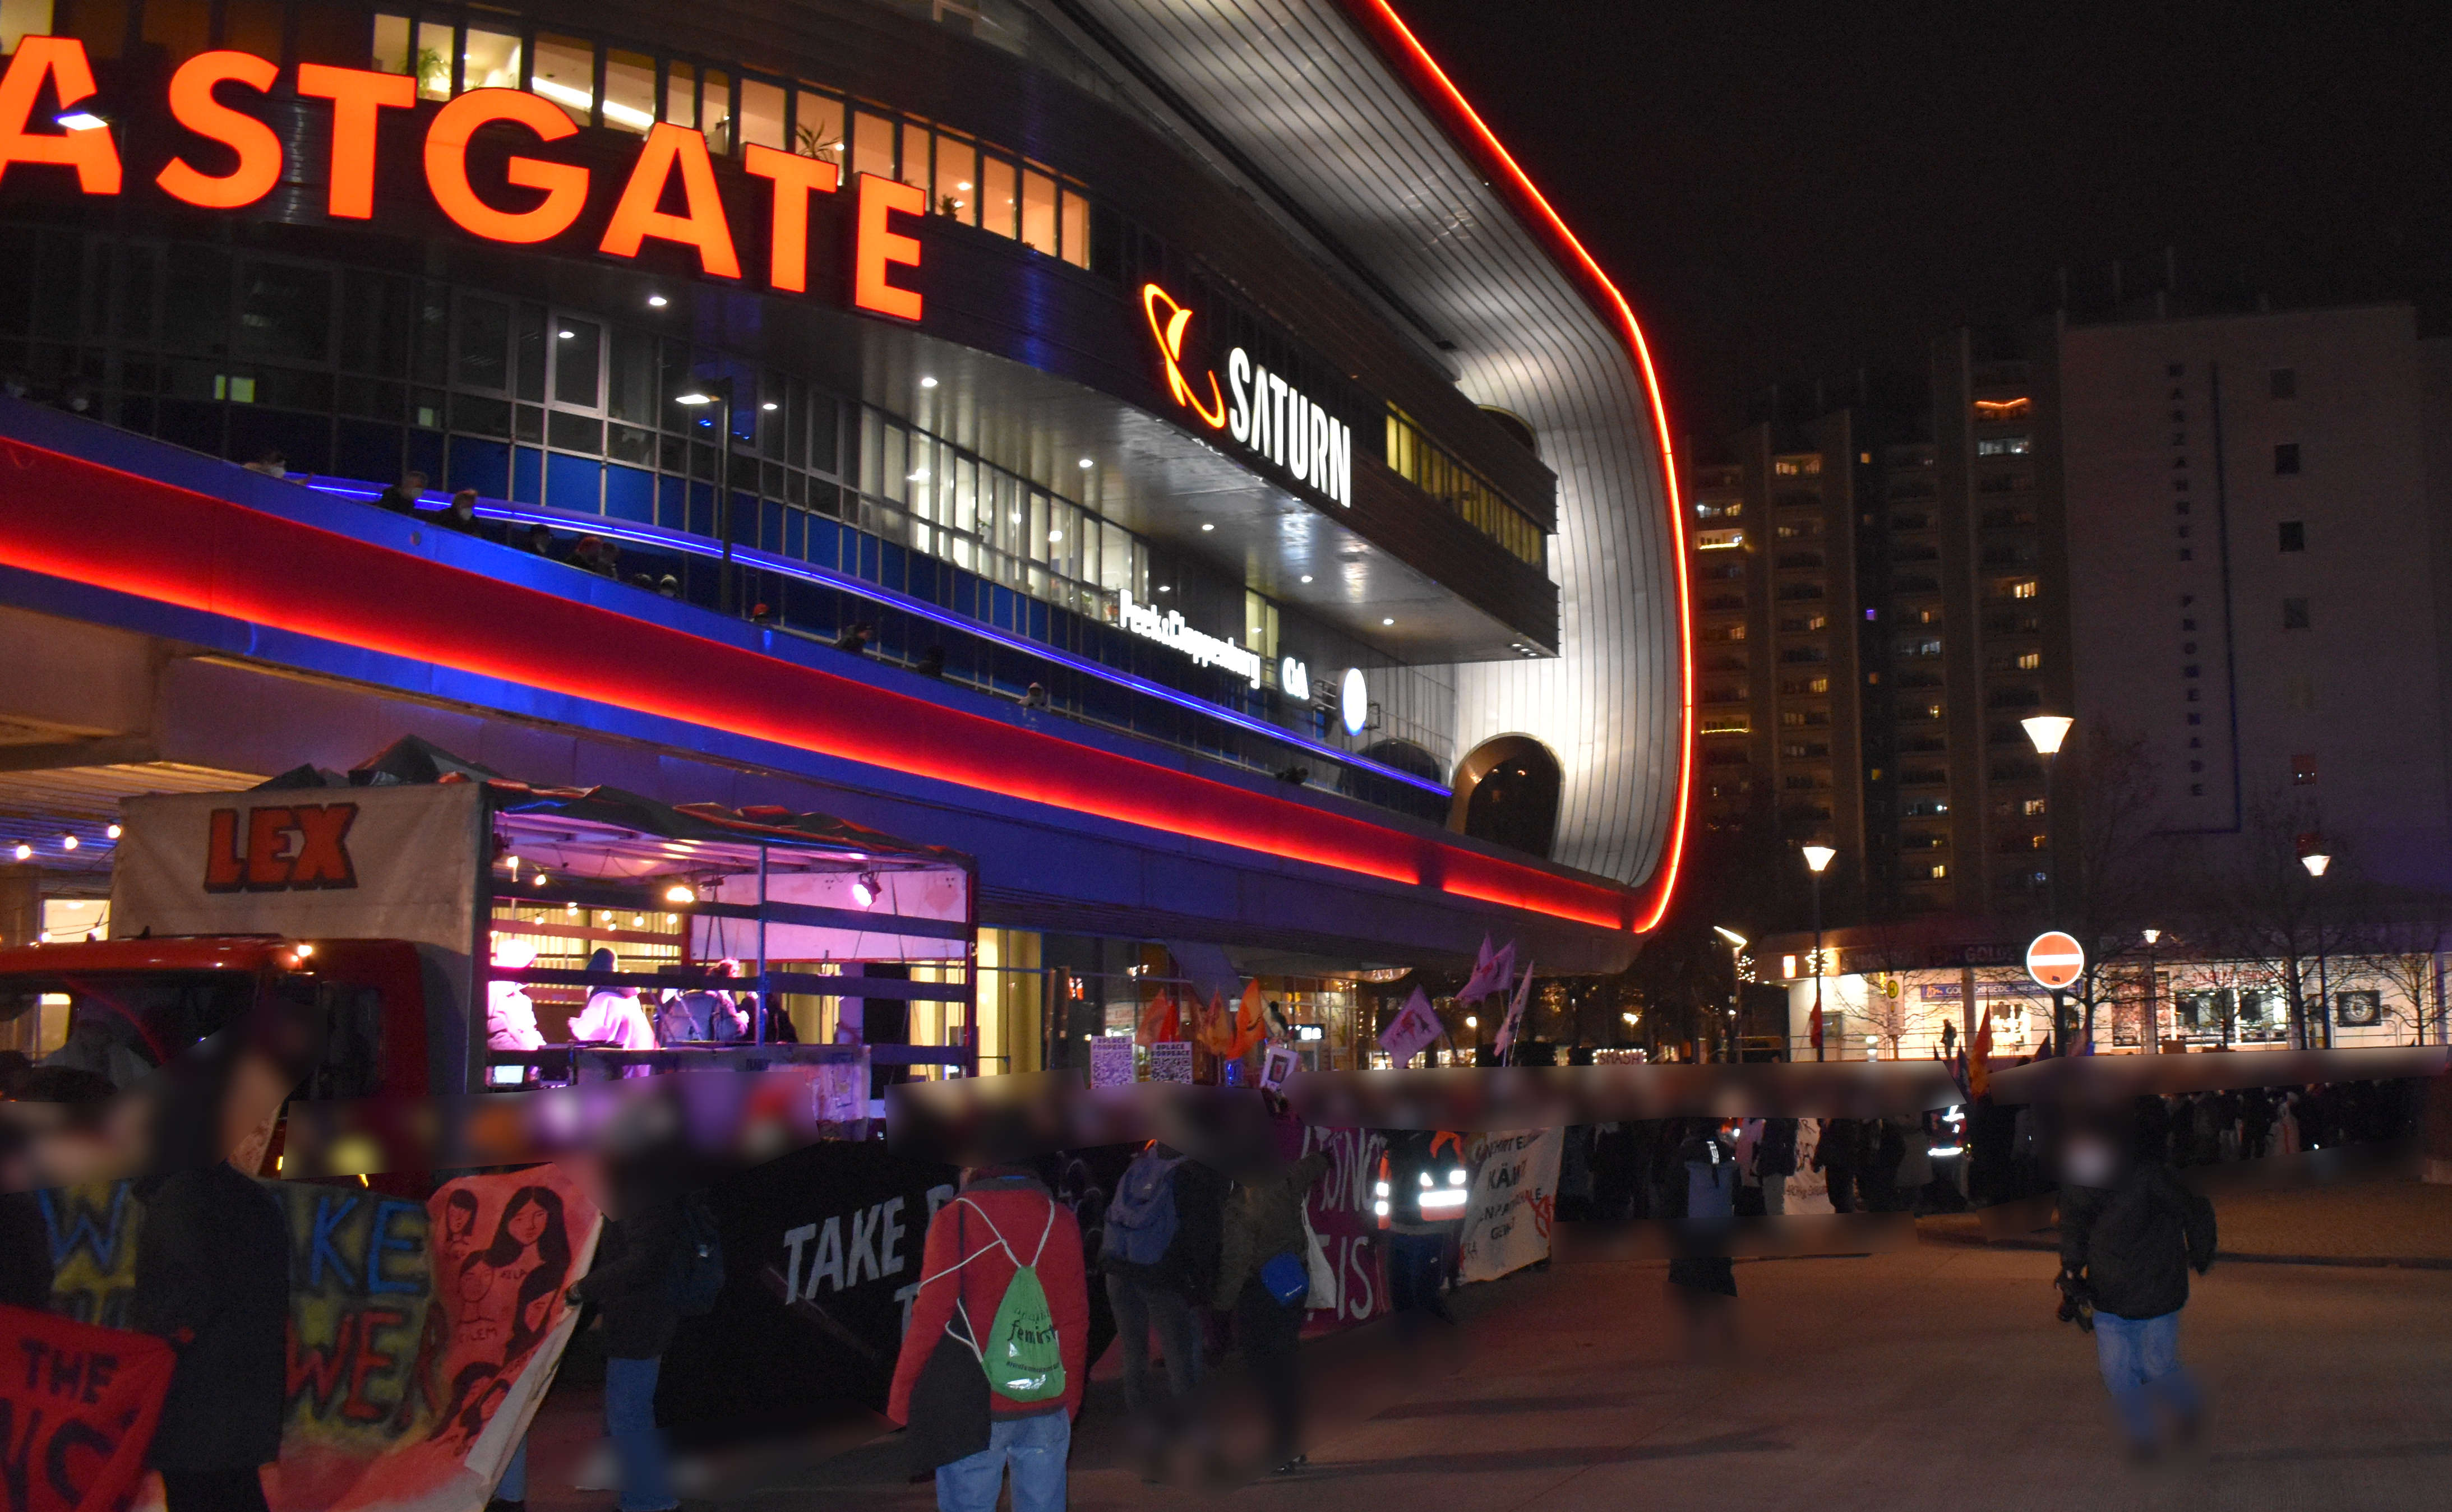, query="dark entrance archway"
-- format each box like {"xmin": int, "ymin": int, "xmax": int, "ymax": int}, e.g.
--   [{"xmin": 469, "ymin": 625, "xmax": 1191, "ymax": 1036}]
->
[{"xmin": 1448, "ymin": 736, "xmax": 1563, "ymax": 860}]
